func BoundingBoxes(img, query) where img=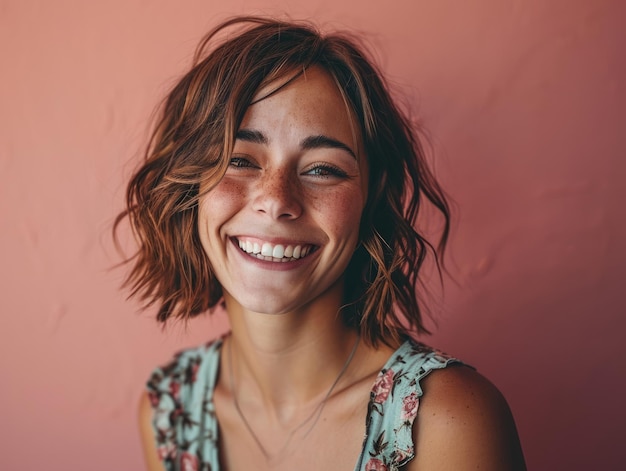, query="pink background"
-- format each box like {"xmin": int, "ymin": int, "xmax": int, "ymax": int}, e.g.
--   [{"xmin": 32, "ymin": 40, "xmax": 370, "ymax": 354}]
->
[{"xmin": 2, "ymin": 0, "xmax": 625, "ymax": 469}]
